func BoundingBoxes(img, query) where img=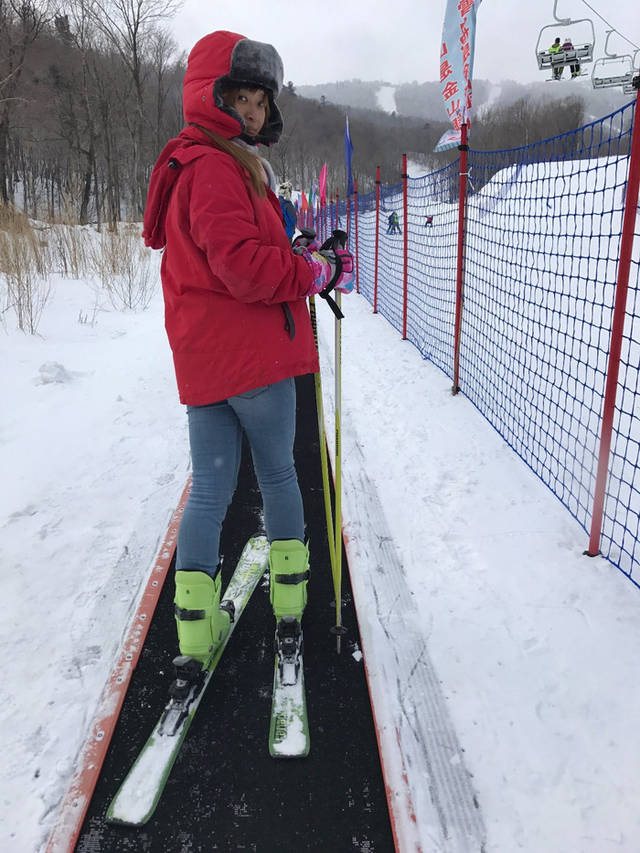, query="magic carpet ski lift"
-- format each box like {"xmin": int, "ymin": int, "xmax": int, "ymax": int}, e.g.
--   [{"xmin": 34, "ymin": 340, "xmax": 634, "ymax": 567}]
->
[
  {"xmin": 535, "ymin": 0, "xmax": 595, "ymax": 80},
  {"xmin": 591, "ymin": 30, "xmax": 635, "ymax": 90}
]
